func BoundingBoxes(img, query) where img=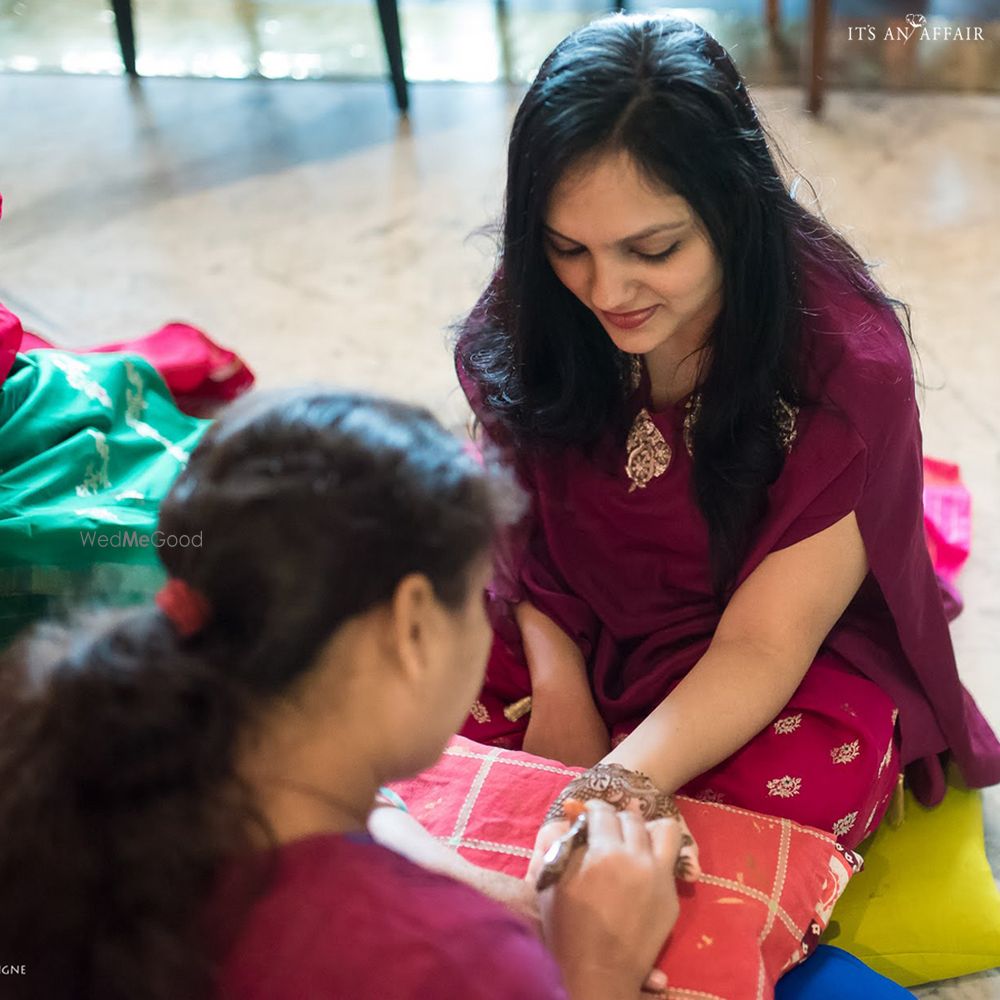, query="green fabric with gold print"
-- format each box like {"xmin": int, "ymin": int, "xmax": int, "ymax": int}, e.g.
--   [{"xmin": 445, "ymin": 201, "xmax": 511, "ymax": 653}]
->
[{"xmin": 0, "ymin": 350, "xmax": 210, "ymax": 646}]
